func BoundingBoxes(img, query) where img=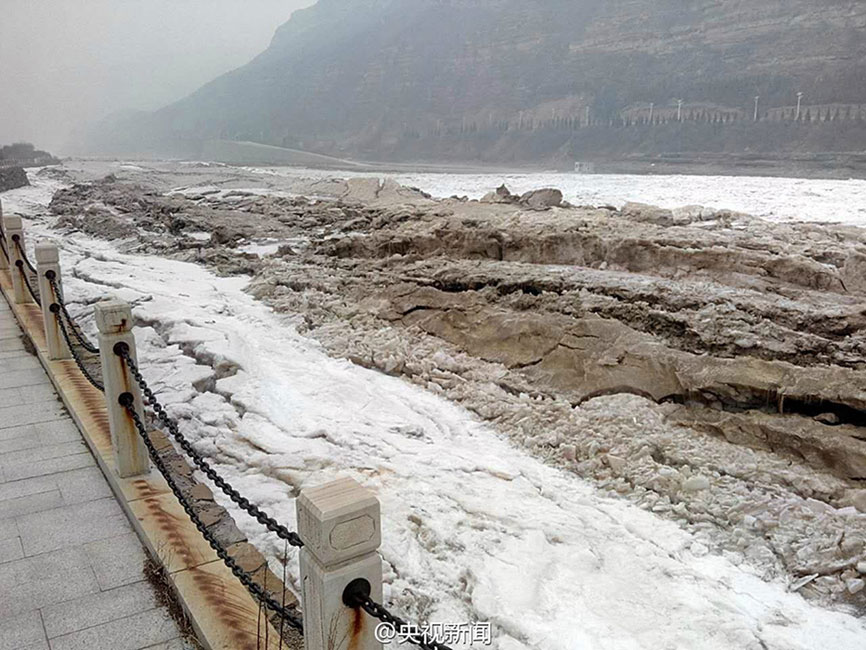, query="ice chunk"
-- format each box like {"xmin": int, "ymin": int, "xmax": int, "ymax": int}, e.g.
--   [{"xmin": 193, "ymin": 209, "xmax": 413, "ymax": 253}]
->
[{"xmin": 682, "ymin": 476, "xmax": 710, "ymax": 492}]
